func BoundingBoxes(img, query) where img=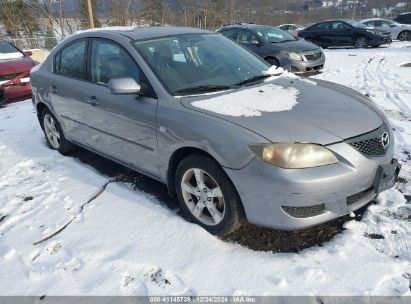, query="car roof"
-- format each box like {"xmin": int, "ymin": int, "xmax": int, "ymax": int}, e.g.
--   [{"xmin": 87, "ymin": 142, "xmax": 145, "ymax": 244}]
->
[
  {"xmin": 219, "ymin": 23, "xmax": 271, "ymax": 30},
  {"xmin": 73, "ymin": 26, "xmax": 210, "ymax": 40}
]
